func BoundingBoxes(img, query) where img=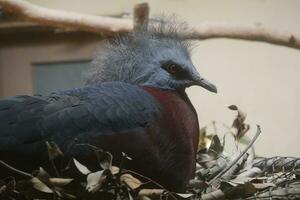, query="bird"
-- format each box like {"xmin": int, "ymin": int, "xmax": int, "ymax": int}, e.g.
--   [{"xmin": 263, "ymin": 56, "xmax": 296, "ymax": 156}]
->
[{"xmin": 0, "ymin": 20, "xmax": 217, "ymax": 192}]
